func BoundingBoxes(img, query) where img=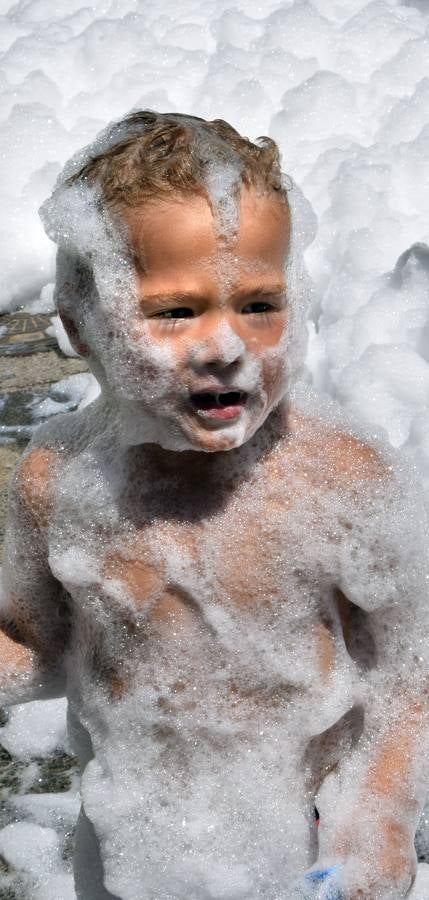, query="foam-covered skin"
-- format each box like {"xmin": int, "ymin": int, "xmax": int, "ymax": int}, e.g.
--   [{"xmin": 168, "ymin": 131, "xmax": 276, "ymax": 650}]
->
[
  {"xmin": 0, "ymin": 447, "xmax": 71, "ymax": 704},
  {"xmin": 1, "ymin": 188, "xmax": 429, "ymax": 899},
  {"xmin": 3, "ymin": 393, "xmax": 429, "ymax": 899},
  {"xmin": 71, "ymin": 189, "xmax": 296, "ymax": 454}
]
